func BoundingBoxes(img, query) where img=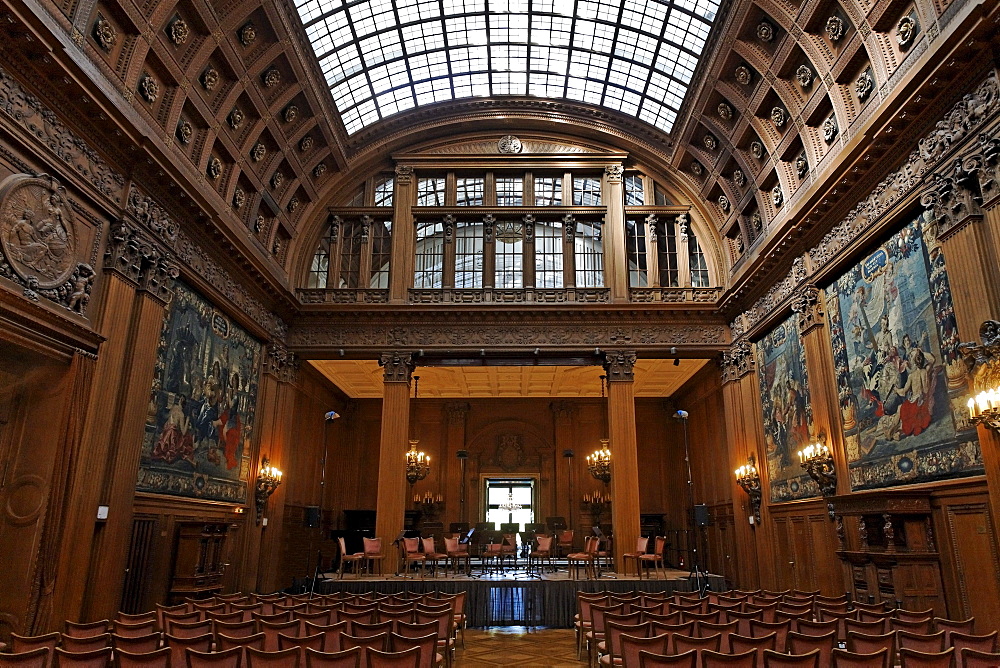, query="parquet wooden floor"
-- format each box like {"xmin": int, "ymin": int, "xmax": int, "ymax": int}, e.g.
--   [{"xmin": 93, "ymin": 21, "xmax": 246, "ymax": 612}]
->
[{"xmin": 456, "ymin": 627, "xmax": 587, "ymax": 666}]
